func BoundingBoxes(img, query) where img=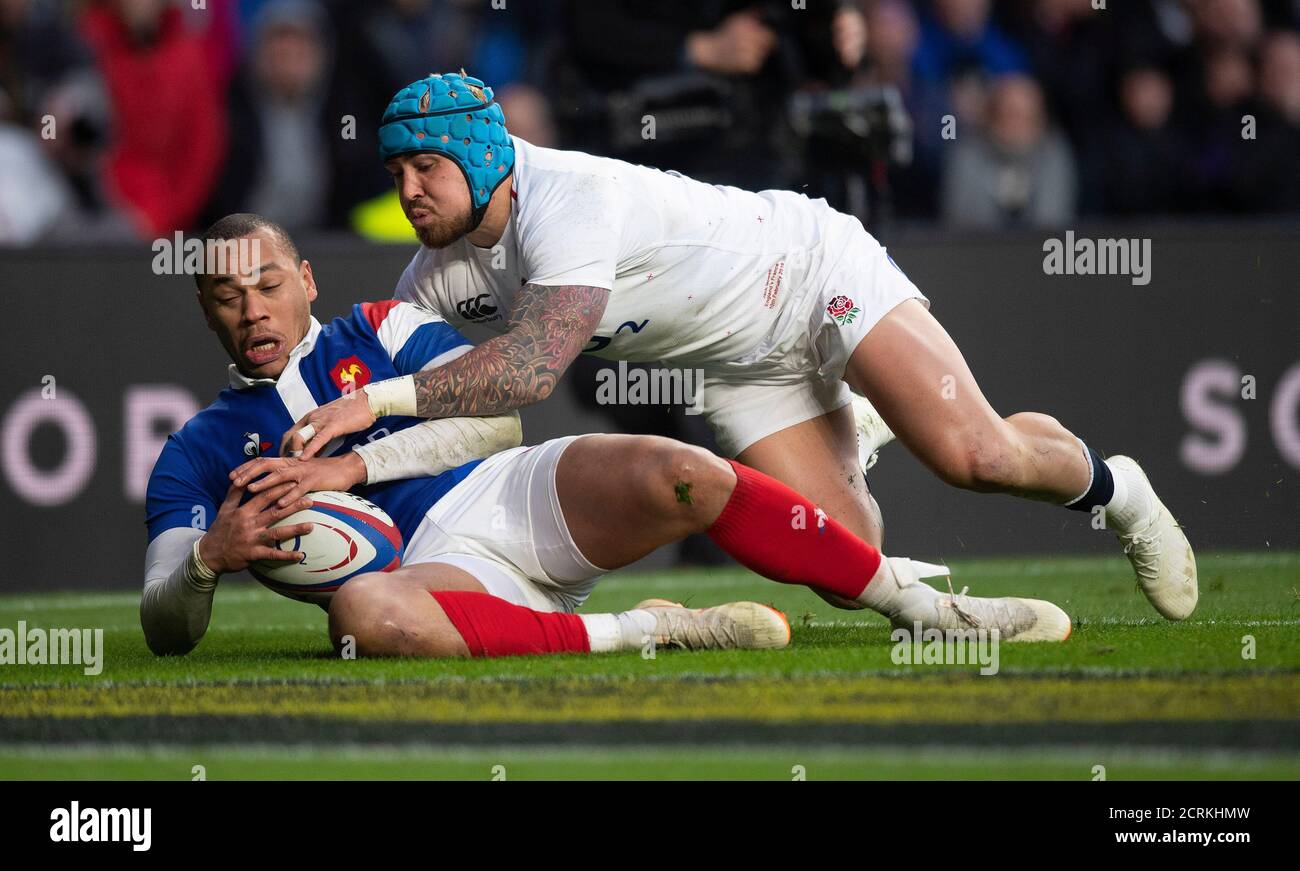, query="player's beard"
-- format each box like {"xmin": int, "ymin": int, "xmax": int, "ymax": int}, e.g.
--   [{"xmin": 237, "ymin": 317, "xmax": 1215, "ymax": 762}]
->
[{"xmin": 414, "ymin": 207, "xmax": 477, "ymax": 249}]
